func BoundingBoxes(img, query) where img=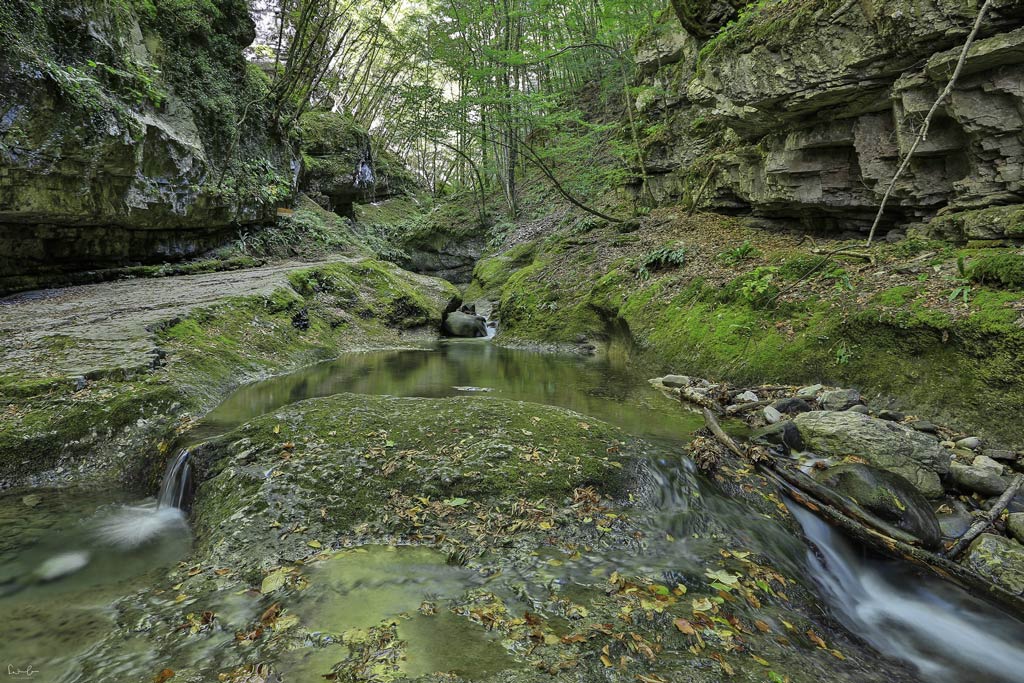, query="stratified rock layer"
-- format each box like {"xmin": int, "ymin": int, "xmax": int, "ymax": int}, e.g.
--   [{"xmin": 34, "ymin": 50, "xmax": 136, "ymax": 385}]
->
[{"xmin": 637, "ymin": 0, "xmax": 1024, "ymax": 238}]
